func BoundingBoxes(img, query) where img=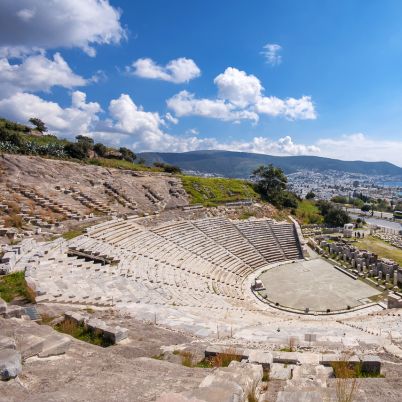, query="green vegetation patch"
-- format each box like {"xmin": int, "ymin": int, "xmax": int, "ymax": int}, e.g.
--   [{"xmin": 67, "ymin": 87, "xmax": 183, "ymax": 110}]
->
[
  {"xmin": 295, "ymin": 200, "xmax": 323, "ymax": 224},
  {"xmin": 0, "ymin": 271, "xmax": 36, "ymax": 303},
  {"xmin": 354, "ymin": 236, "xmax": 402, "ymax": 266},
  {"xmin": 181, "ymin": 175, "xmax": 259, "ymax": 206},
  {"xmin": 87, "ymin": 157, "xmax": 160, "ymax": 172},
  {"xmin": 62, "ymin": 228, "xmax": 86, "ymax": 240},
  {"xmin": 55, "ymin": 318, "xmax": 113, "ymax": 347}
]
